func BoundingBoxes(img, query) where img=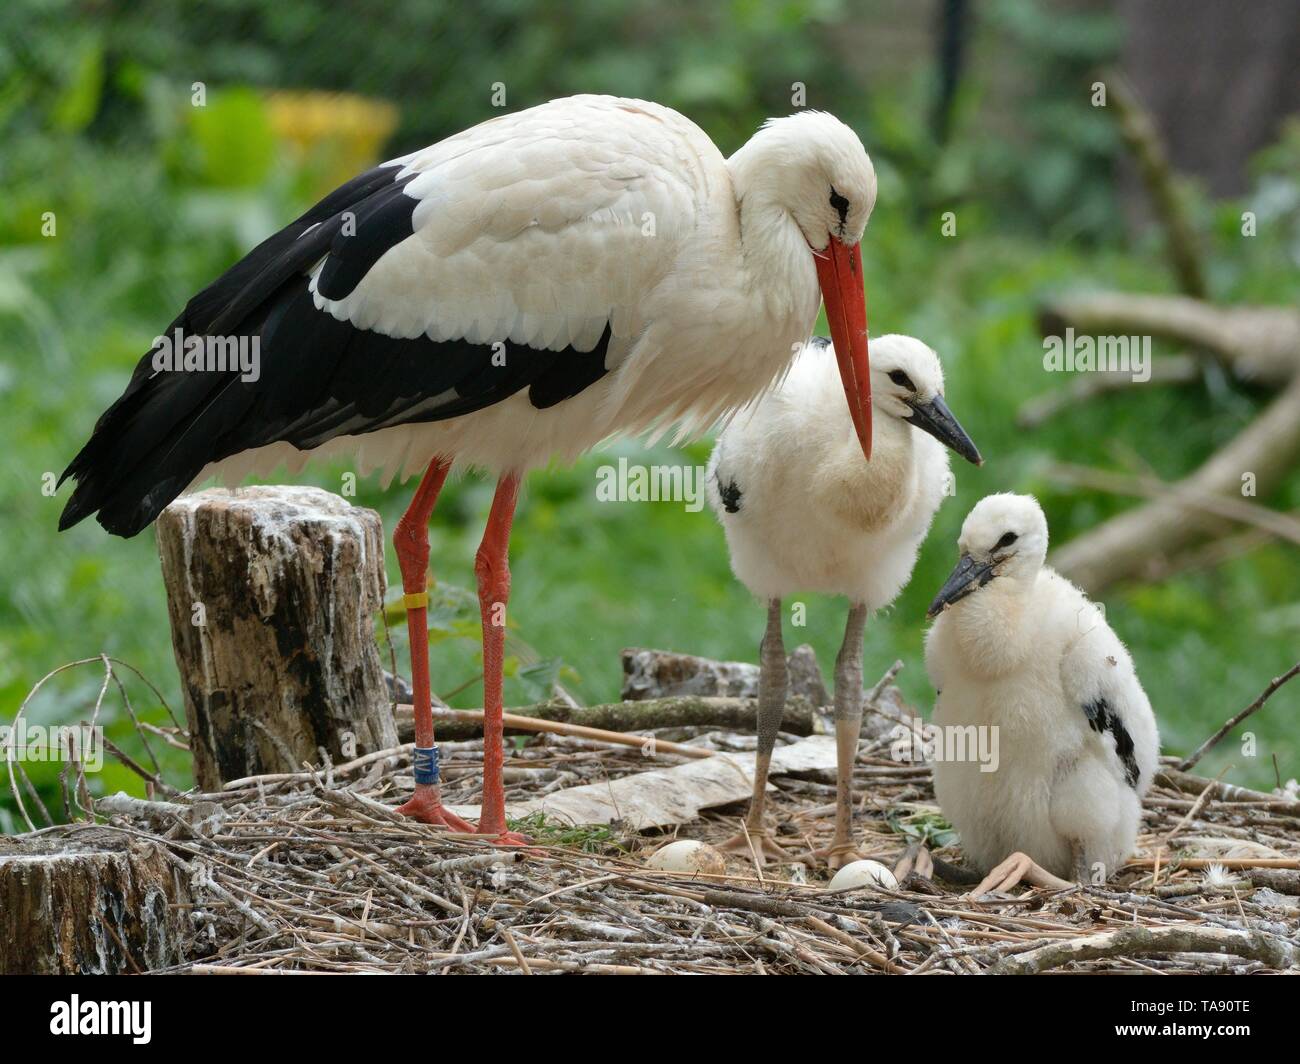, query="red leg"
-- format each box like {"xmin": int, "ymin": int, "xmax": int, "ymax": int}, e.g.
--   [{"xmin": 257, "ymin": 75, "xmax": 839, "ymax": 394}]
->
[
  {"xmin": 474, "ymin": 473, "xmax": 528, "ymax": 844},
  {"xmin": 393, "ymin": 457, "xmax": 474, "ymax": 832}
]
